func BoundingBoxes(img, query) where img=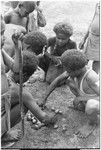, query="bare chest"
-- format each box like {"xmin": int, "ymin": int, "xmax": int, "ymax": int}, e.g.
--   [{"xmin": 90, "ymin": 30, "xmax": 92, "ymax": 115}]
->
[{"xmin": 11, "ymin": 13, "xmax": 27, "ymax": 28}]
